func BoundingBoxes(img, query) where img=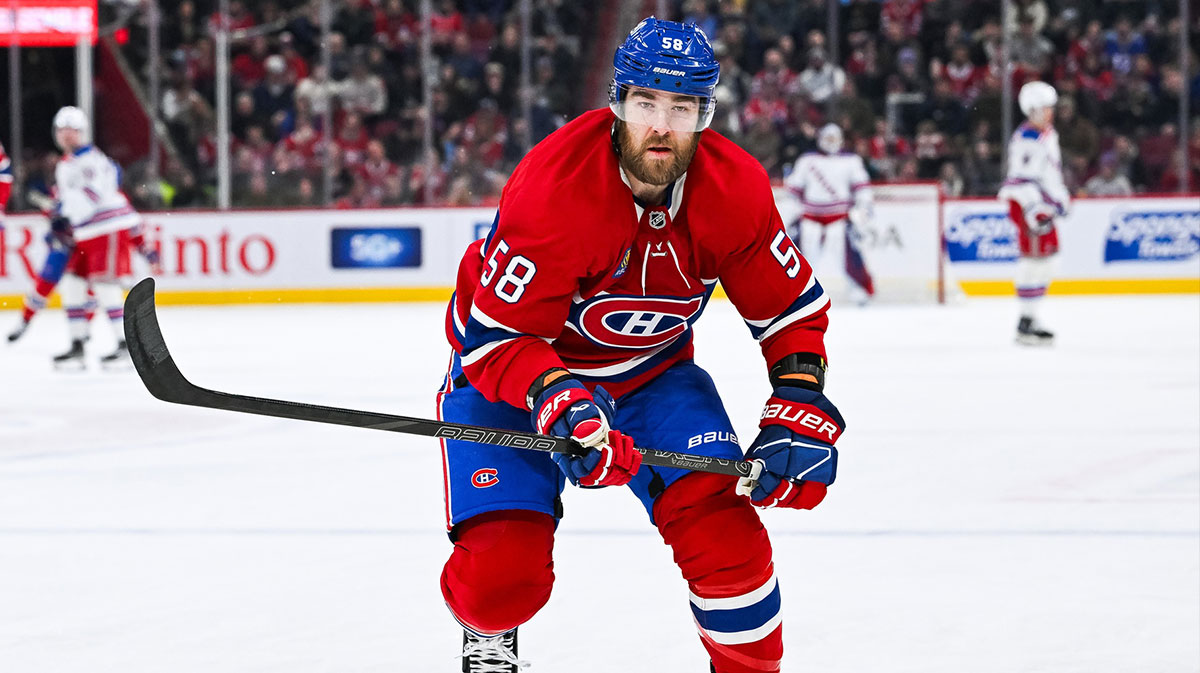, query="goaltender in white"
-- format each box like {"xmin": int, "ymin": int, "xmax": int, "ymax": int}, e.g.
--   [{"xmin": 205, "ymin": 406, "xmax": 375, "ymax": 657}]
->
[{"xmin": 784, "ymin": 123, "xmax": 876, "ymax": 305}]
